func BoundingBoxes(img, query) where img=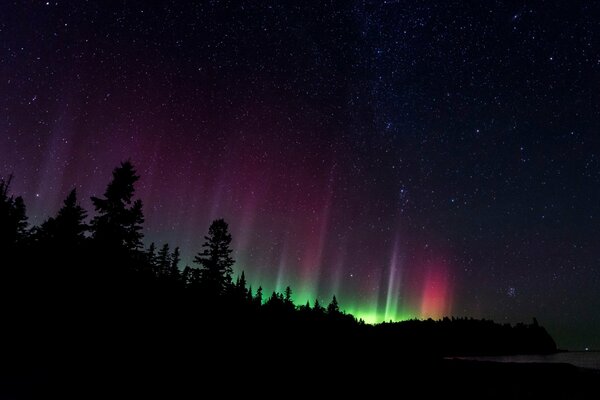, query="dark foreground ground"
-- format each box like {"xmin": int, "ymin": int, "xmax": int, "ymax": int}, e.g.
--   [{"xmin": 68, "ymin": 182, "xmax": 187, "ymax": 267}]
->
[
  {"xmin": 1, "ymin": 346, "xmax": 597, "ymax": 399},
  {"xmin": 0, "ymin": 287, "xmax": 588, "ymax": 399},
  {"xmin": 437, "ymin": 358, "xmax": 598, "ymax": 399},
  {"xmin": 0, "ymin": 258, "xmax": 588, "ymax": 399}
]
